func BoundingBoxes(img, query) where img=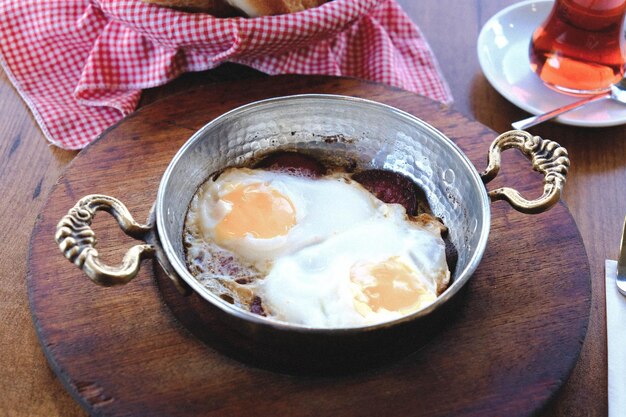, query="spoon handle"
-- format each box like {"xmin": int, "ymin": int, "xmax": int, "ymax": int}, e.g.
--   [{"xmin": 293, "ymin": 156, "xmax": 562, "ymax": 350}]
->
[
  {"xmin": 511, "ymin": 92, "xmax": 609, "ymax": 130},
  {"xmin": 617, "ymin": 215, "xmax": 626, "ymax": 296}
]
